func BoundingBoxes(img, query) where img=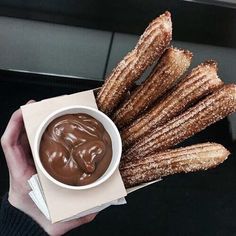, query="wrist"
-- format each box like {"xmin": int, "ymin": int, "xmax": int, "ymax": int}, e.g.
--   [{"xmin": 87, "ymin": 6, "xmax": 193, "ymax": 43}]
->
[
  {"xmin": 8, "ymin": 189, "xmax": 49, "ymax": 234},
  {"xmin": 1, "ymin": 193, "xmax": 46, "ymax": 235},
  {"xmin": 8, "ymin": 188, "xmax": 30, "ymax": 214}
]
